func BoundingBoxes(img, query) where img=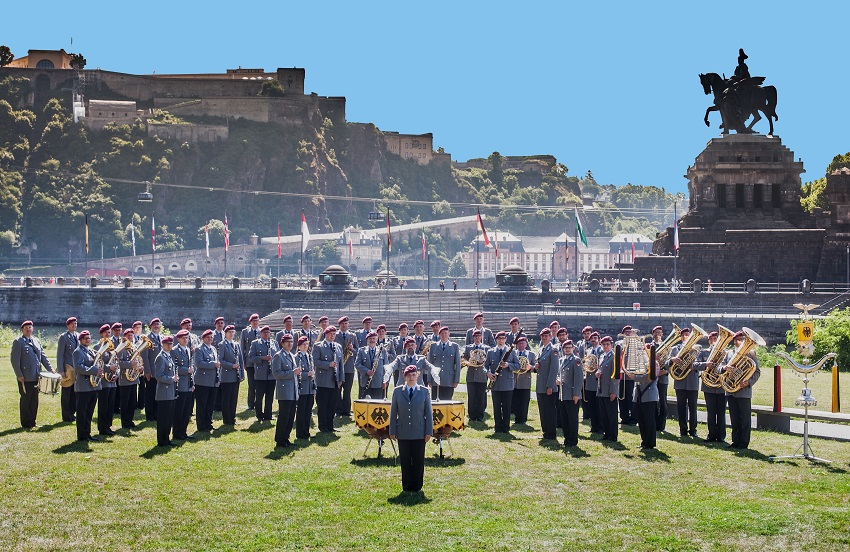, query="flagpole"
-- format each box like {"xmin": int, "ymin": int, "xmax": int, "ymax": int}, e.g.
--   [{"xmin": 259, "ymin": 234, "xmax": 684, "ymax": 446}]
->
[
  {"xmin": 276, "ymin": 222, "xmax": 281, "ymax": 279},
  {"xmin": 84, "ymin": 215, "xmax": 88, "ymax": 277},
  {"xmin": 151, "ymin": 212, "xmax": 155, "ymax": 284},
  {"xmin": 300, "ymin": 211, "xmax": 305, "ymax": 280},
  {"xmin": 131, "ymin": 219, "xmax": 136, "ymax": 278},
  {"xmin": 101, "ymin": 240, "xmax": 104, "ymax": 278},
  {"xmin": 427, "ymin": 250, "xmax": 430, "ymax": 297},
  {"xmin": 673, "ymin": 203, "xmax": 678, "ymax": 283},
  {"xmin": 574, "ymin": 222, "xmax": 579, "ymax": 284}
]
